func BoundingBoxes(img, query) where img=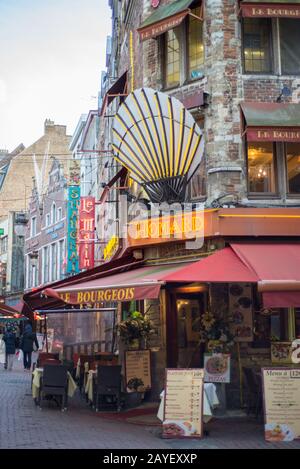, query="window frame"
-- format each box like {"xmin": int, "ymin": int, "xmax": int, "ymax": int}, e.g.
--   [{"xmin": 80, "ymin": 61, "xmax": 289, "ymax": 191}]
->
[
  {"xmin": 284, "ymin": 142, "xmax": 300, "ymax": 198},
  {"xmin": 242, "ymin": 17, "xmax": 274, "ymax": 75},
  {"xmin": 246, "ymin": 140, "xmax": 280, "ymax": 198},
  {"xmin": 278, "ymin": 18, "xmax": 300, "ymax": 76},
  {"xmin": 186, "ymin": 6, "xmax": 204, "ymax": 83},
  {"xmin": 30, "ymin": 216, "xmax": 37, "ymax": 238},
  {"xmin": 163, "ymin": 2, "xmax": 204, "ymax": 90}
]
